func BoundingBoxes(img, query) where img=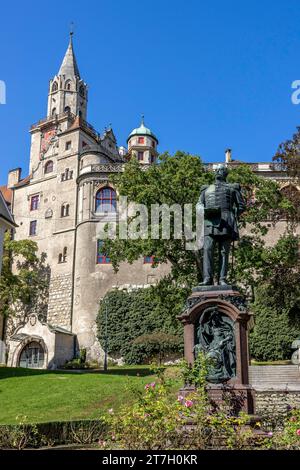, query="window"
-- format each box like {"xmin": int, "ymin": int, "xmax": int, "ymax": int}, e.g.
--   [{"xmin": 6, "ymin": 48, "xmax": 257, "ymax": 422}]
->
[
  {"xmin": 150, "ymin": 155, "xmax": 155, "ymax": 163},
  {"xmin": 64, "ymin": 106, "xmax": 71, "ymax": 114},
  {"xmin": 58, "ymin": 247, "xmax": 67, "ymax": 263},
  {"xmin": 61, "ymin": 168, "xmax": 73, "ymax": 181},
  {"xmin": 61, "ymin": 204, "xmax": 70, "ymax": 217},
  {"xmin": 52, "ymin": 82, "xmax": 58, "ymax": 92},
  {"xmin": 138, "ymin": 137, "xmax": 145, "ymax": 144},
  {"xmin": 138, "ymin": 151, "xmax": 144, "ymax": 161},
  {"xmin": 144, "ymin": 256, "xmax": 154, "ymax": 264},
  {"xmin": 29, "ymin": 220, "xmax": 37, "ymax": 236},
  {"xmin": 152, "ymin": 141, "xmax": 156, "ymax": 148},
  {"xmin": 65, "ymin": 81, "xmax": 71, "ymax": 91},
  {"xmin": 82, "ymin": 141, "xmax": 88, "ymax": 148},
  {"xmin": 30, "ymin": 195, "xmax": 39, "ymax": 211},
  {"xmin": 95, "ymin": 187, "xmax": 117, "ymax": 213},
  {"xmin": 45, "ymin": 160, "xmax": 53, "ymax": 174},
  {"xmin": 65, "ymin": 141, "xmax": 72, "ymax": 151},
  {"xmin": 51, "ymin": 108, "xmax": 57, "ymax": 117},
  {"xmin": 97, "ymin": 240, "xmax": 110, "ymax": 264}
]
